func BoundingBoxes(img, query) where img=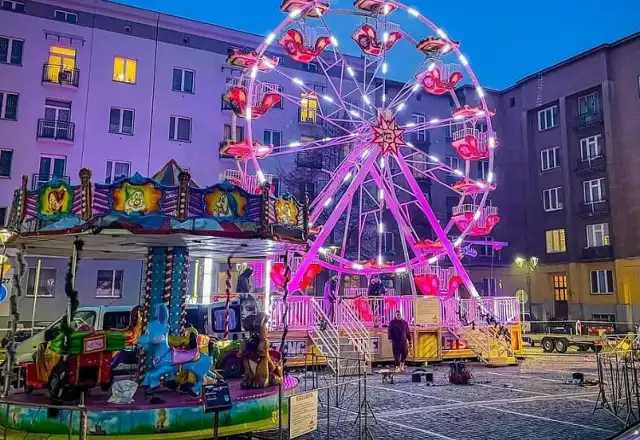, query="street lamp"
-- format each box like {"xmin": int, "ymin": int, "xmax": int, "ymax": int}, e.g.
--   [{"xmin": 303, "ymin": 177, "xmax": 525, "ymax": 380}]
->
[{"xmin": 514, "ymin": 256, "xmax": 538, "ymax": 324}]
